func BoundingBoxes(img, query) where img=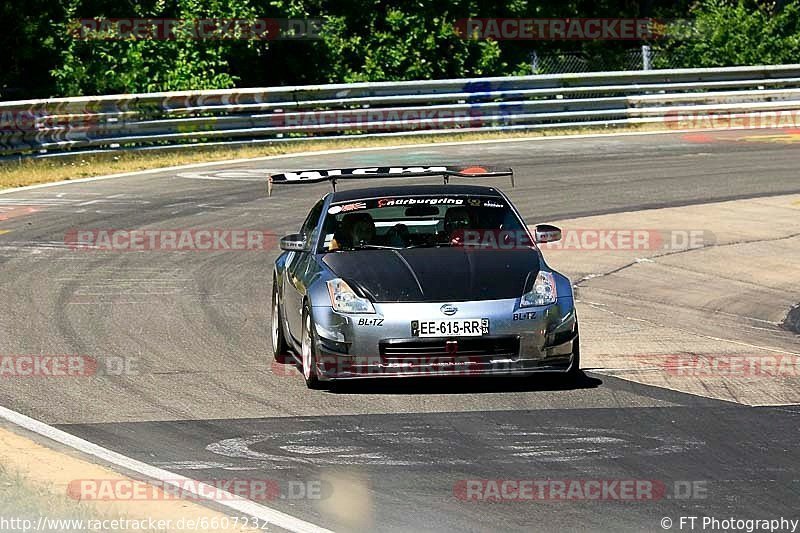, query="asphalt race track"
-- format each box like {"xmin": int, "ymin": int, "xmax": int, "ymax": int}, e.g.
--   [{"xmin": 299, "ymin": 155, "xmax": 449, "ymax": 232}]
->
[{"xmin": 1, "ymin": 130, "xmax": 799, "ymax": 532}]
